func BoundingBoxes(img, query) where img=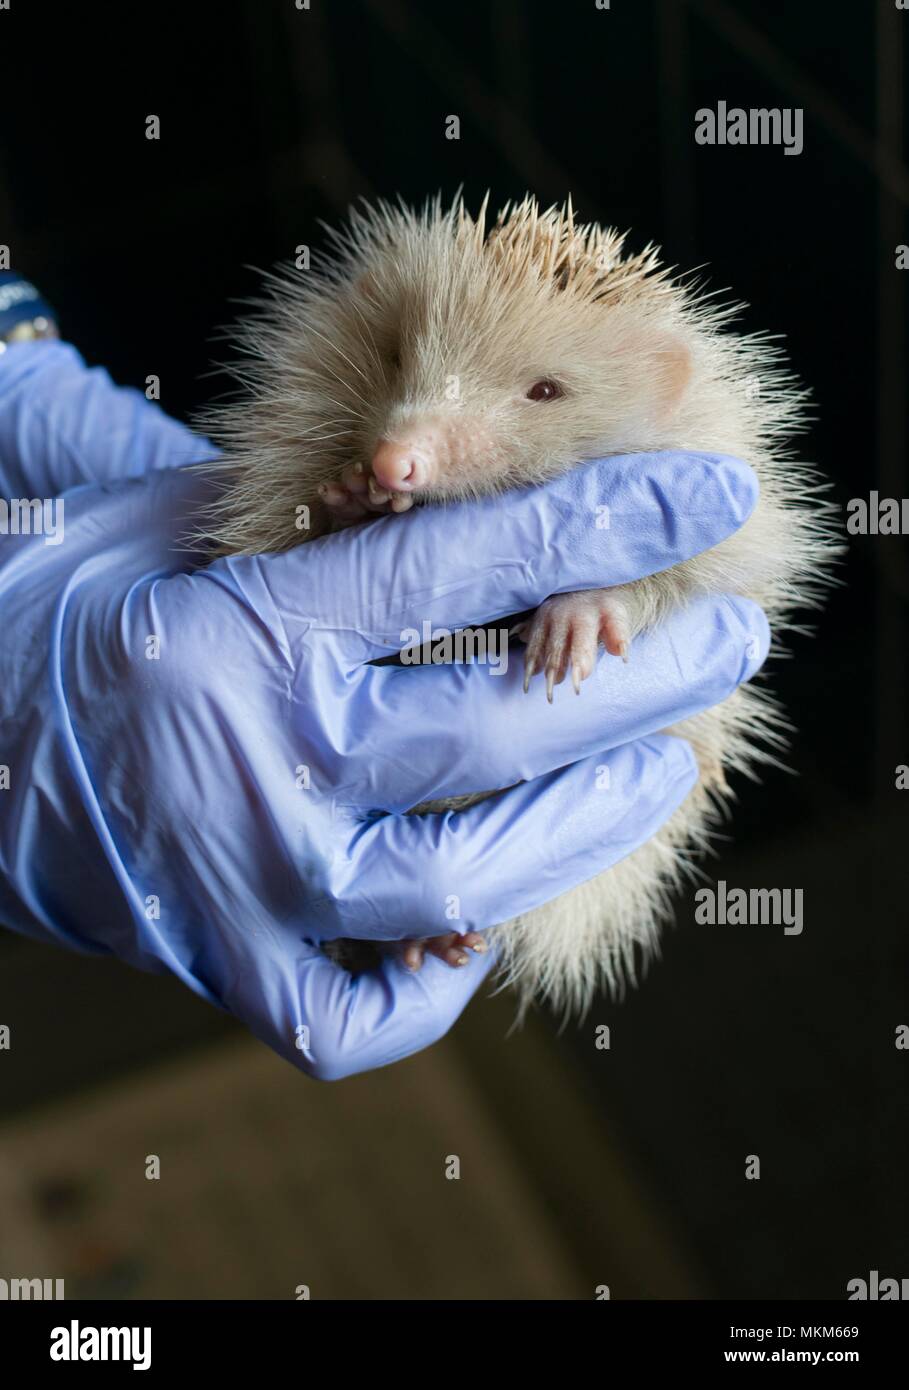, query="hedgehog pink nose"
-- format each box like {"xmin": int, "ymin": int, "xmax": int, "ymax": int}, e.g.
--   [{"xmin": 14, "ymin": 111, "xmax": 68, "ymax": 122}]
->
[{"xmin": 371, "ymin": 440, "xmax": 430, "ymax": 492}]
